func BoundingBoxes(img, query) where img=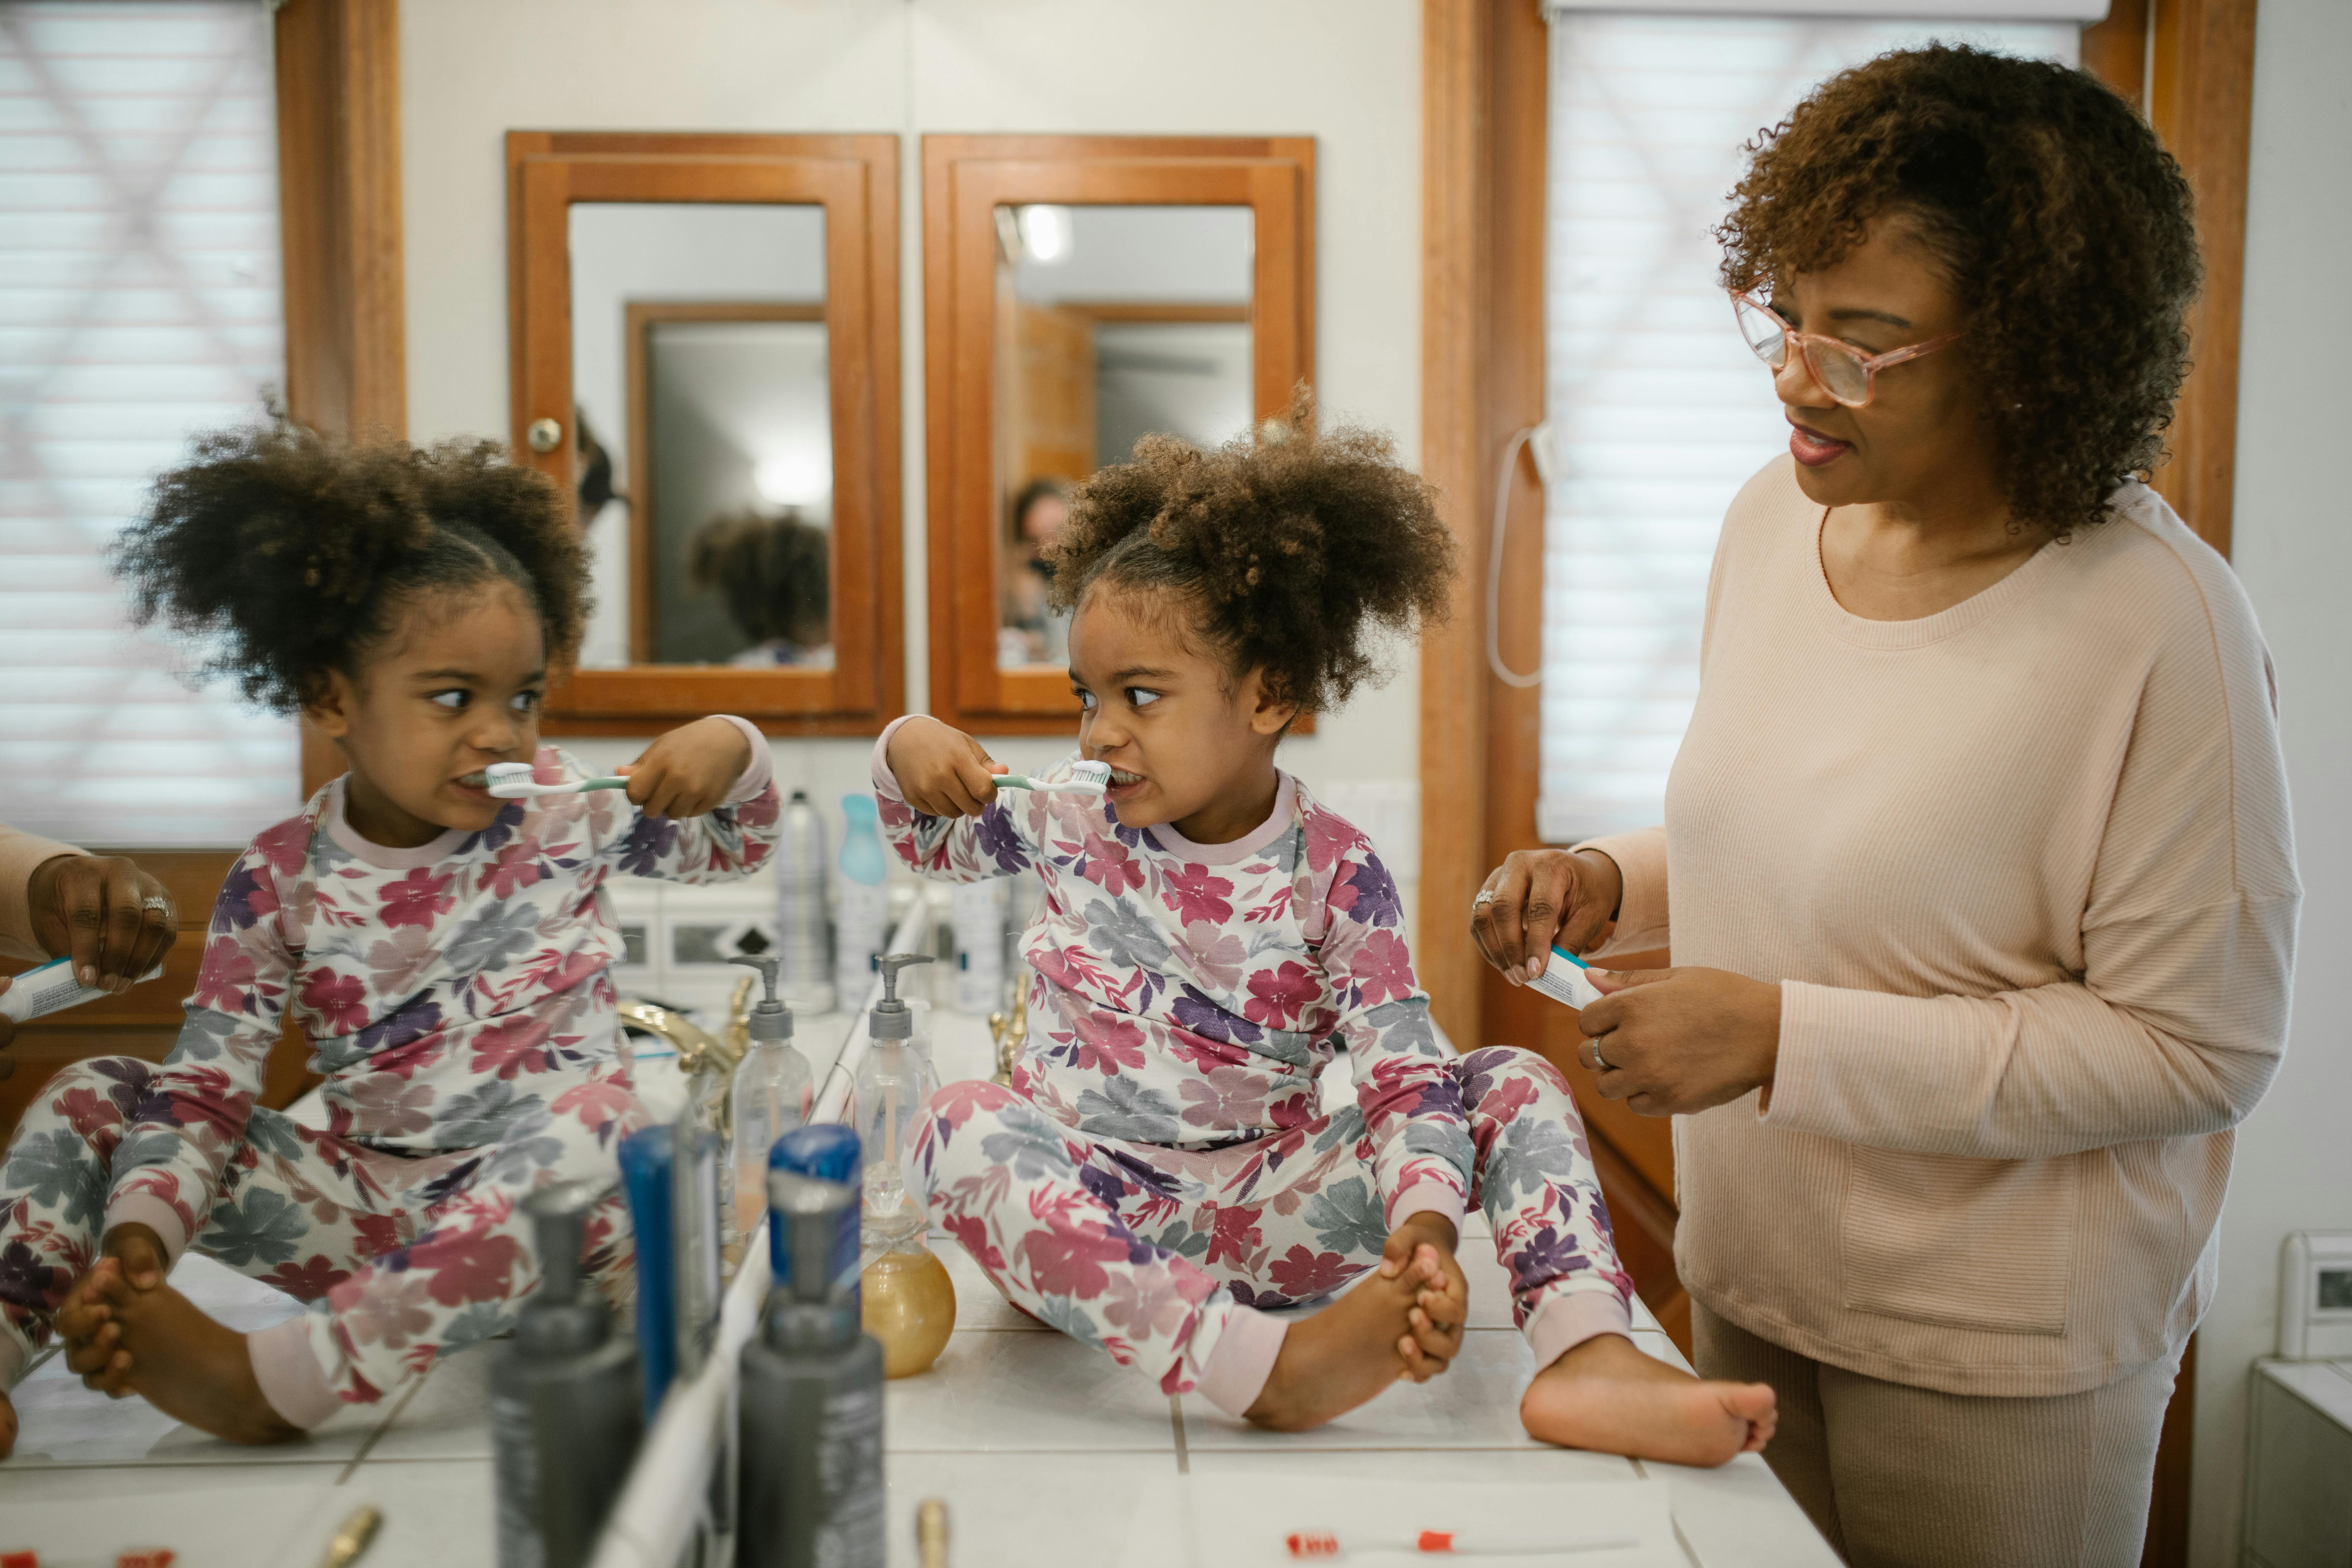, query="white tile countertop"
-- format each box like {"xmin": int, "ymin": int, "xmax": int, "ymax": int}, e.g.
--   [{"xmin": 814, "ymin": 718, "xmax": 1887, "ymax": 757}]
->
[{"xmin": 0, "ymin": 1008, "xmax": 1836, "ymax": 1568}]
